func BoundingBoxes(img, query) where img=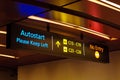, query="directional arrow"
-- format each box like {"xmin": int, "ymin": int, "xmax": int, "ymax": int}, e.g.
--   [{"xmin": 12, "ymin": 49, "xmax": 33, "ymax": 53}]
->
[{"xmin": 56, "ymin": 41, "xmax": 61, "ymax": 48}]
